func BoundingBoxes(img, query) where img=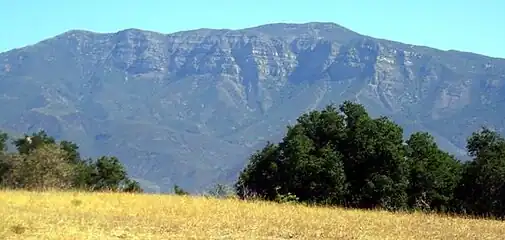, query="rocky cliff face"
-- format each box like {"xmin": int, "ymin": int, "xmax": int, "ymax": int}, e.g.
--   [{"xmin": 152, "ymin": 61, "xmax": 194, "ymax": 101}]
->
[{"xmin": 1, "ymin": 22, "xmax": 504, "ymax": 192}]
